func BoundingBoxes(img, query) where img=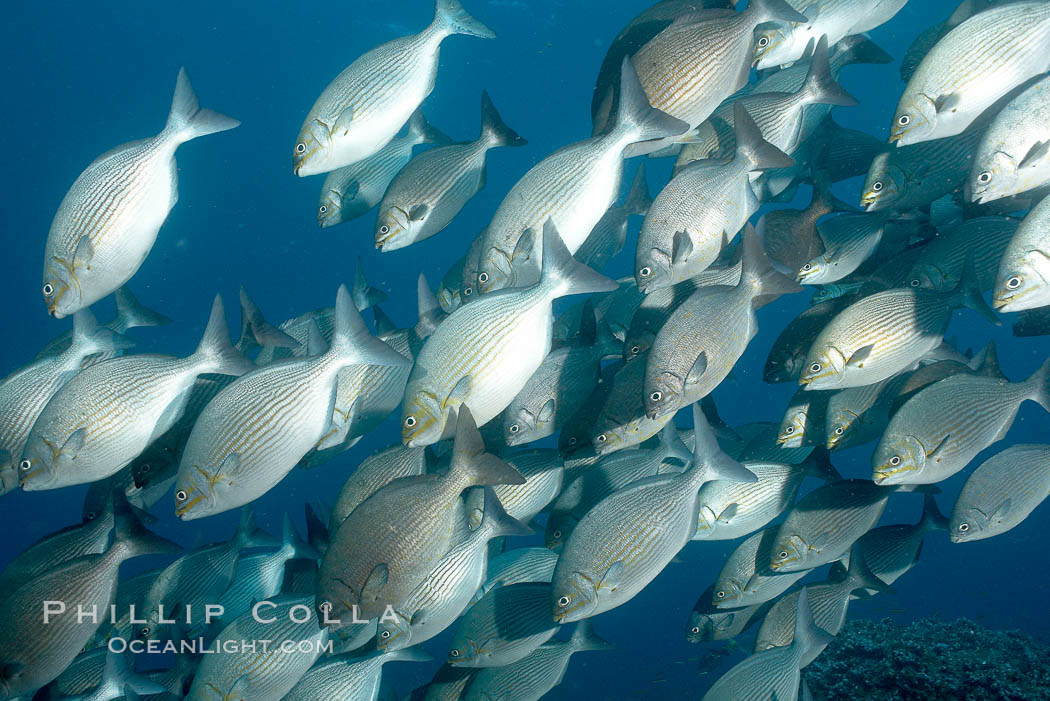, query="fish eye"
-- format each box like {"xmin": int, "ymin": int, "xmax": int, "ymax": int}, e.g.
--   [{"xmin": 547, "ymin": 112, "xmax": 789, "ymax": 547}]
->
[
  {"xmin": 630, "ymin": 345, "xmax": 640, "ymax": 355},
  {"xmin": 757, "ymin": 36, "xmax": 770, "ymax": 48},
  {"xmin": 958, "ymin": 523, "xmax": 969, "ymax": 532},
  {"xmin": 802, "ymin": 264, "xmax": 812, "ymax": 272},
  {"xmin": 785, "ymin": 426, "xmax": 794, "ymax": 434},
  {"xmin": 889, "ymin": 456, "xmax": 902, "ymax": 466},
  {"xmin": 18, "ymin": 459, "xmax": 31, "ymax": 472},
  {"xmin": 509, "ymin": 424, "xmax": 520, "ymax": 434},
  {"xmin": 1006, "ymin": 276, "xmax": 1023, "ymax": 290},
  {"xmin": 319, "ymin": 601, "xmax": 332, "ymax": 613},
  {"xmin": 897, "ymin": 115, "xmax": 911, "ymax": 127},
  {"xmin": 42, "ymin": 283, "xmax": 54, "ymax": 297},
  {"xmin": 552, "ymin": 530, "xmax": 562, "ymax": 539},
  {"xmin": 567, "ymin": 436, "xmax": 577, "ymax": 445},
  {"xmin": 558, "ymin": 596, "xmax": 570, "ymax": 607},
  {"xmin": 319, "ymin": 205, "xmax": 327, "ymax": 214},
  {"xmin": 871, "ymin": 181, "xmax": 884, "ymax": 192},
  {"xmin": 691, "ymin": 626, "xmax": 700, "ymax": 634},
  {"xmin": 175, "ymin": 490, "xmax": 187, "ymax": 502},
  {"xmin": 404, "ymin": 416, "xmax": 417, "ymax": 428},
  {"xmin": 141, "ymin": 463, "xmax": 151, "ymax": 473},
  {"xmin": 639, "ymin": 267, "xmax": 652, "ymax": 278},
  {"xmin": 650, "ymin": 391, "xmax": 662, "ymax": 402},
  {"xmin": 778, "ymin": 551, "xmax": 788, "ymax": 559},
  {"xmin": 716, "ymin": 591, "xmax": 725, "ymax": 599},
  {"xmin": 139, "ymin": 627, "xmax": 150, "ymax": 638},
  {"xmin": 809, "ymin": 363, "xmax": 821, "ymax": 374},
  {"xmin": 478, "ymin": 272, "xmax": 490, "ymax": 284},
  {"xmin": 295, "ymin": 143, "xmax": 306, "ymax": 154},
  {"xmin": 380, "ymin": 630, "xmax": 391, "ymax": 639},
  {"xmin": 379, "ymin": 225, "xmax": 389, "ymax": 235},
  {"xmin": 596, "ymin": 434, "xmax": 607, "ymax": 444},
  {"xmin": 909, "ymin": 279, "xmax": 920, "ymax": 287},
  {"xmin": 450, "ymin": 649, "xmax": 460, "ymax": 657},
  {"xmin": 978, "ymin": 172, "xmax": 992, "ymax": 184},
  {"xmin": 85, "ymin": 511, "xmax": 97, "ymax": 520},
  {"xmin": 463, "ymin": 287, "xmax": 473, "ymax": 297},
  {"xmin": 834, "ymin": 427, "xmax": 844, "ymax": 436}
]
